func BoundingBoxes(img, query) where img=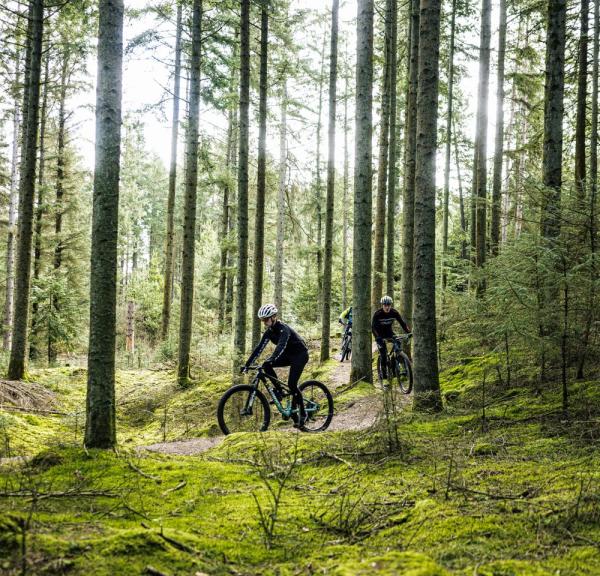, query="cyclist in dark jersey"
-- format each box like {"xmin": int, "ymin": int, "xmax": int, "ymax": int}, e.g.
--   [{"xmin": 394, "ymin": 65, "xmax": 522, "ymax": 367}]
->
[
  {"xmin": 242, "ymin": 304, "xmax": 309, "ymax": 427},
  {"xmin": 372, "ymin": 295, "xmax": 410, "ymax": 379}
]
